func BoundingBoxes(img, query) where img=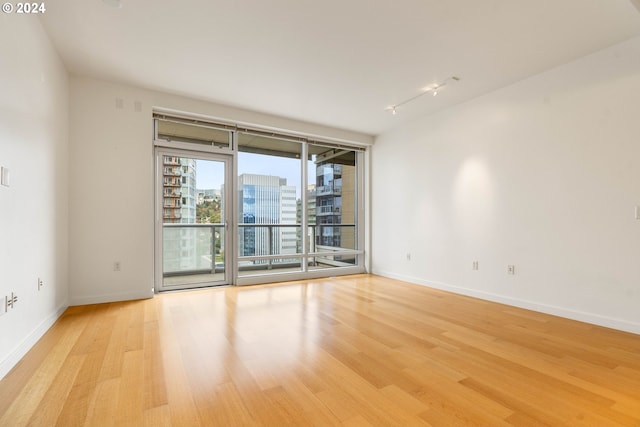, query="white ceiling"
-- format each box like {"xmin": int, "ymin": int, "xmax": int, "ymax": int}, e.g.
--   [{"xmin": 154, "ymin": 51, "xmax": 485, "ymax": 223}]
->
[{"xmin": 40, "ymin": 0, "xmax": 640, "ymax": 136}]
